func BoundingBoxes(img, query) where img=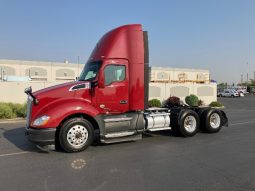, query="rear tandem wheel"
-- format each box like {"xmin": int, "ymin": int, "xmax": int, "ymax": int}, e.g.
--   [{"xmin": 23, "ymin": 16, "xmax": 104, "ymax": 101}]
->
[{"xmin": 172, "ymin": 109, "xmax": 200, "ymax": 137}]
